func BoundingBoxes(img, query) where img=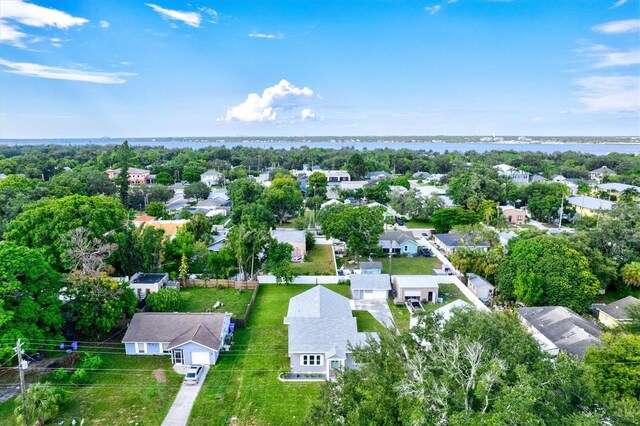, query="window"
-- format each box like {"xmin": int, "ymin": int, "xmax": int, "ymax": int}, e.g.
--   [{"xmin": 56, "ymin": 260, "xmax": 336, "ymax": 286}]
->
[
  {"xmin": 135, "ymin": 342, "xmax": 146, "ymax": 354},
  {"xmin": 404, "ymin": 245, "xmax": 408, "ymax": 252},
  {"xmin": 161, "ymin": 343, "xmax": 170, "ymax": 354},
  {"xmin": 301, "ymin": 354, "xmax": 322, "ymax": 366}
]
